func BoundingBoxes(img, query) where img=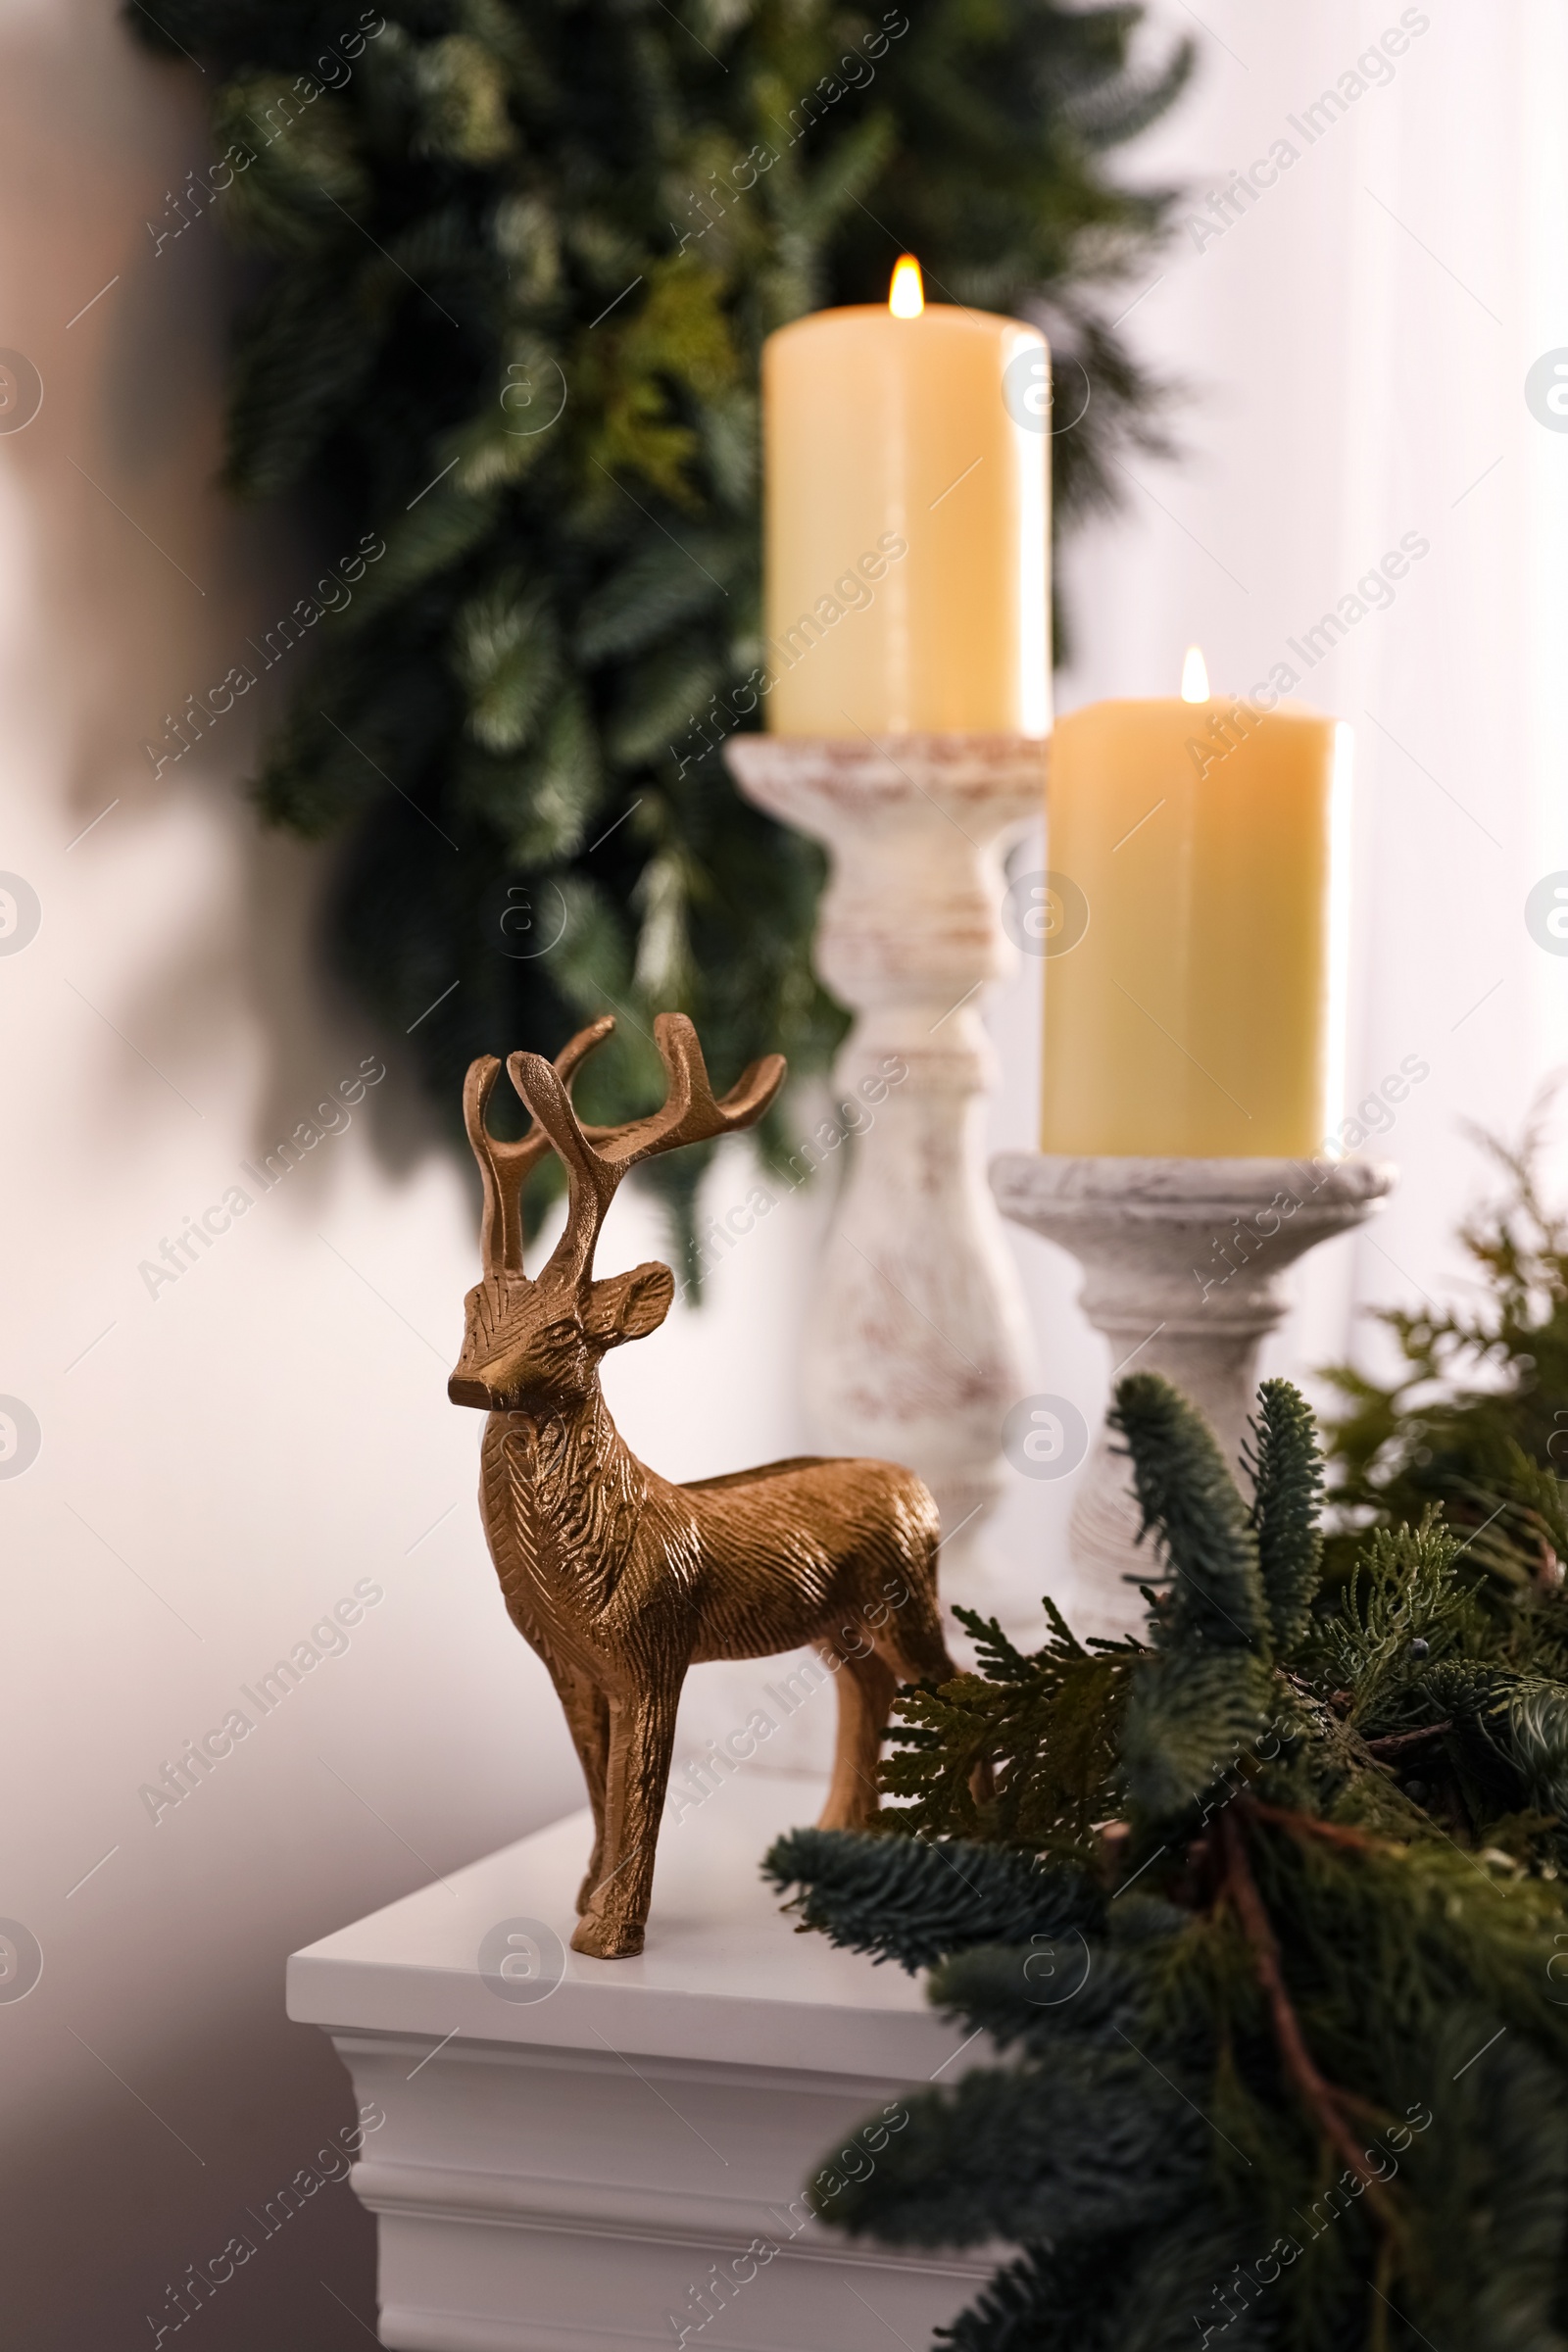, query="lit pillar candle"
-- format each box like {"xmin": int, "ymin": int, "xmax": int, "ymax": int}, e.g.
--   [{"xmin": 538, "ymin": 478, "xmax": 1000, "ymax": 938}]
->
[
  {"xmin": 762, "ymin": 258, "xmax": 1050, "ymax": 737},
  {"xmin": 1040, "ymin": 655, "xmax": 1350, "ymax": 1156}
]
